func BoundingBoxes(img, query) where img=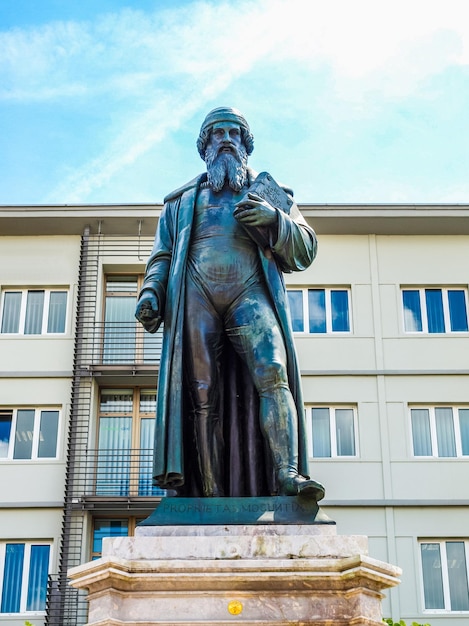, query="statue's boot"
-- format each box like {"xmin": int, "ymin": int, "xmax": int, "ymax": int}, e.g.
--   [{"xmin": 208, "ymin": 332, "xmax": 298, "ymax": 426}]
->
[
  {"xmin": 278, "ymin": 468, "xmax": 325, "ymax": 501},
  {"xmin": 260, "ymin": 390, "xmax": 325, "ymax": 502}
]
